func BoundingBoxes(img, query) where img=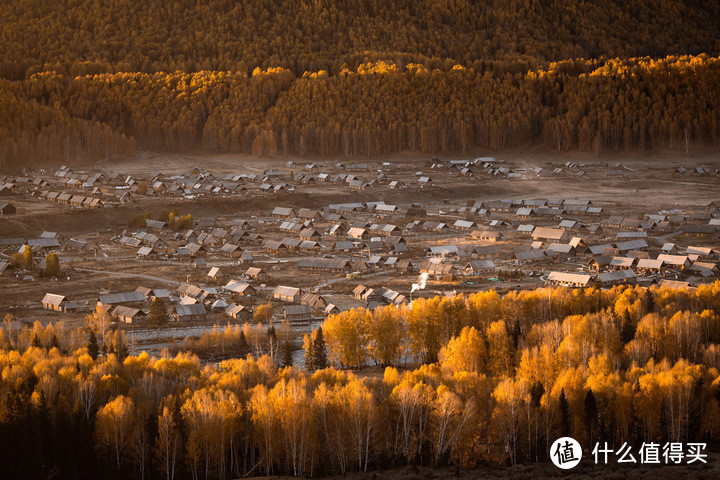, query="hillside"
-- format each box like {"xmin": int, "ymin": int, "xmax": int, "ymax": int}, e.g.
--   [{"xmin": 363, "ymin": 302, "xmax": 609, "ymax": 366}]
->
[
  {"xmin": 2, "ymin": 0, "xmax": 719, "ymax": 78},
  {"xmin": 0, "ymin": 1, "xmax": 719, "ymax": 167}
]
